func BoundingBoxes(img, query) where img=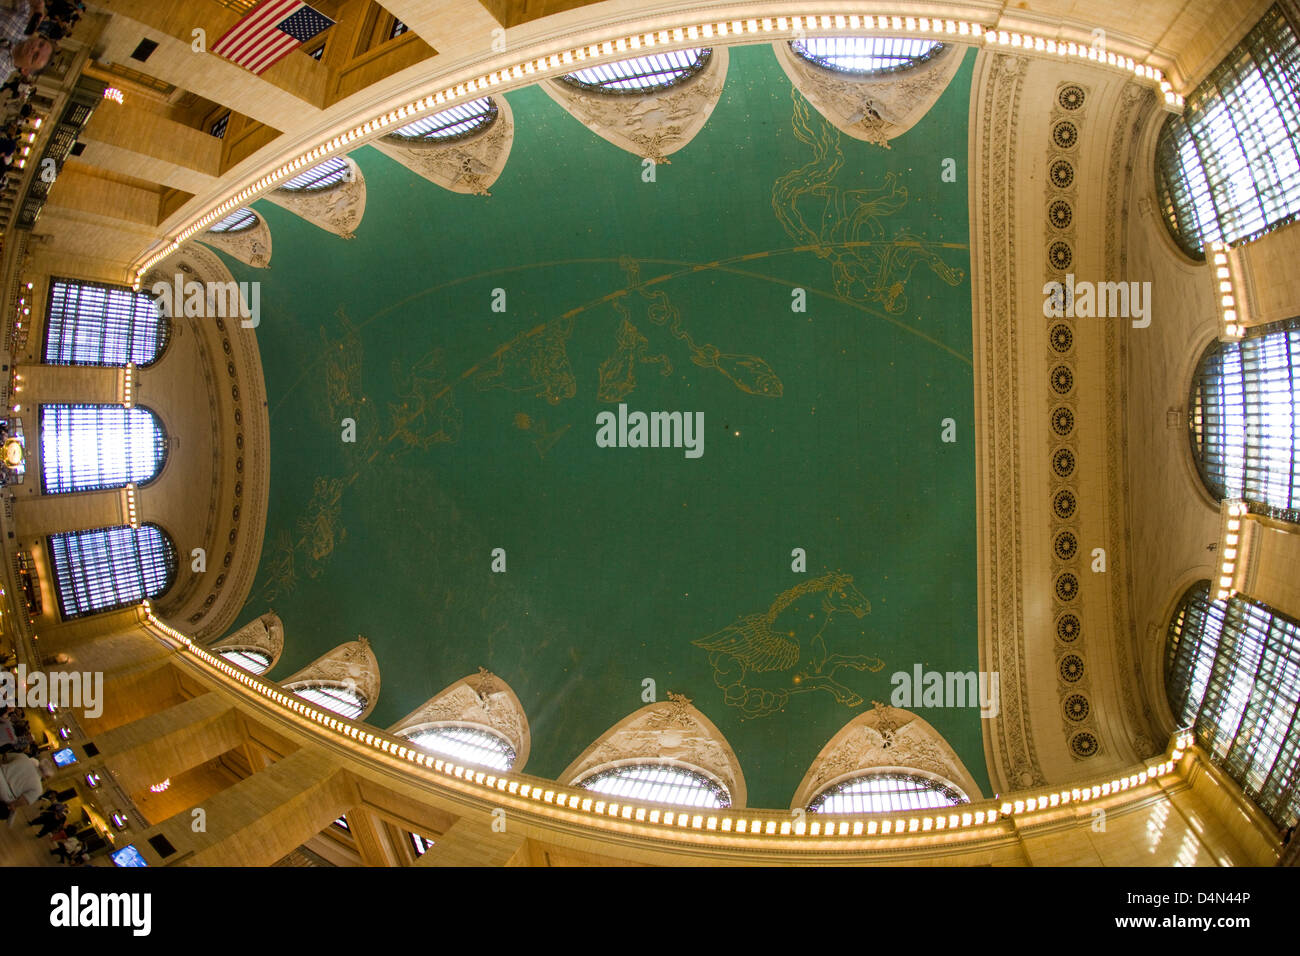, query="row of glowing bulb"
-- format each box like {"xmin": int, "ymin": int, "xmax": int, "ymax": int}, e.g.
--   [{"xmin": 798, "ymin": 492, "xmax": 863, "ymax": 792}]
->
[
  {"xmin": 12, "ymin": 280, "xmax": 31, "ymax": 339},
  {"xmin": 1216, "ymin": 500, "xmax": 1247, "ymax": 601},
  {"xmin": 11, "ymin": 117, "xmax": 42, "ymax": 171},
  {"xmin": 140, "ymin": 602, "xmax": 1191, "ymax": 840},
  {"xmin": 1208, "ymin": 242, "xmax": 1243, "ymax": 337},
  {"xmin": 131, "ymin": 13, "xmax": 1174, "ymax": 283},
  {"xmin": 122, "ymin": 362, "xmax": 135, "ymax": 410},
  {"xmin": 124, "ymin": 483, "xmax": 138, "ymax": 529}
]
